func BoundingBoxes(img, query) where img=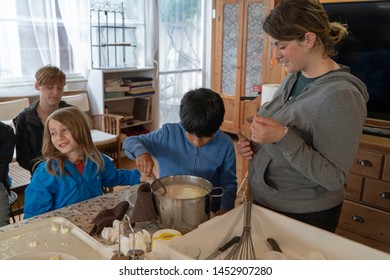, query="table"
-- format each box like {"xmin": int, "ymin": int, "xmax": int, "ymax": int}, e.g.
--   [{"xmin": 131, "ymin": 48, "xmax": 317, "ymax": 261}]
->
[{"xmin": 0, "ymin": 186, "xmax": 160, "ymax": 246}]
